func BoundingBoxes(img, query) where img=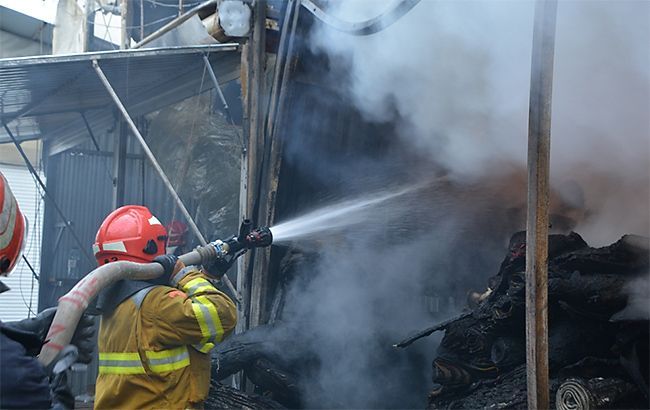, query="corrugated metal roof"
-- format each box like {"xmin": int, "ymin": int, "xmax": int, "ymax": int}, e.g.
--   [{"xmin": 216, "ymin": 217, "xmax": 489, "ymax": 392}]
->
[{"xmin": 0, "ymin": 44, "xmax": 240, "ymax": 154}]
